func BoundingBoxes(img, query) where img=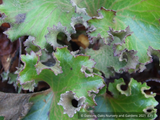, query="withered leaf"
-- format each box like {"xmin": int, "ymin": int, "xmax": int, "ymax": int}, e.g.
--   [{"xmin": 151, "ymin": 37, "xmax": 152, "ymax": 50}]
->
[{"xmin": 0, "ymin": 92, "xmax": 32, "ymax": 120}]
